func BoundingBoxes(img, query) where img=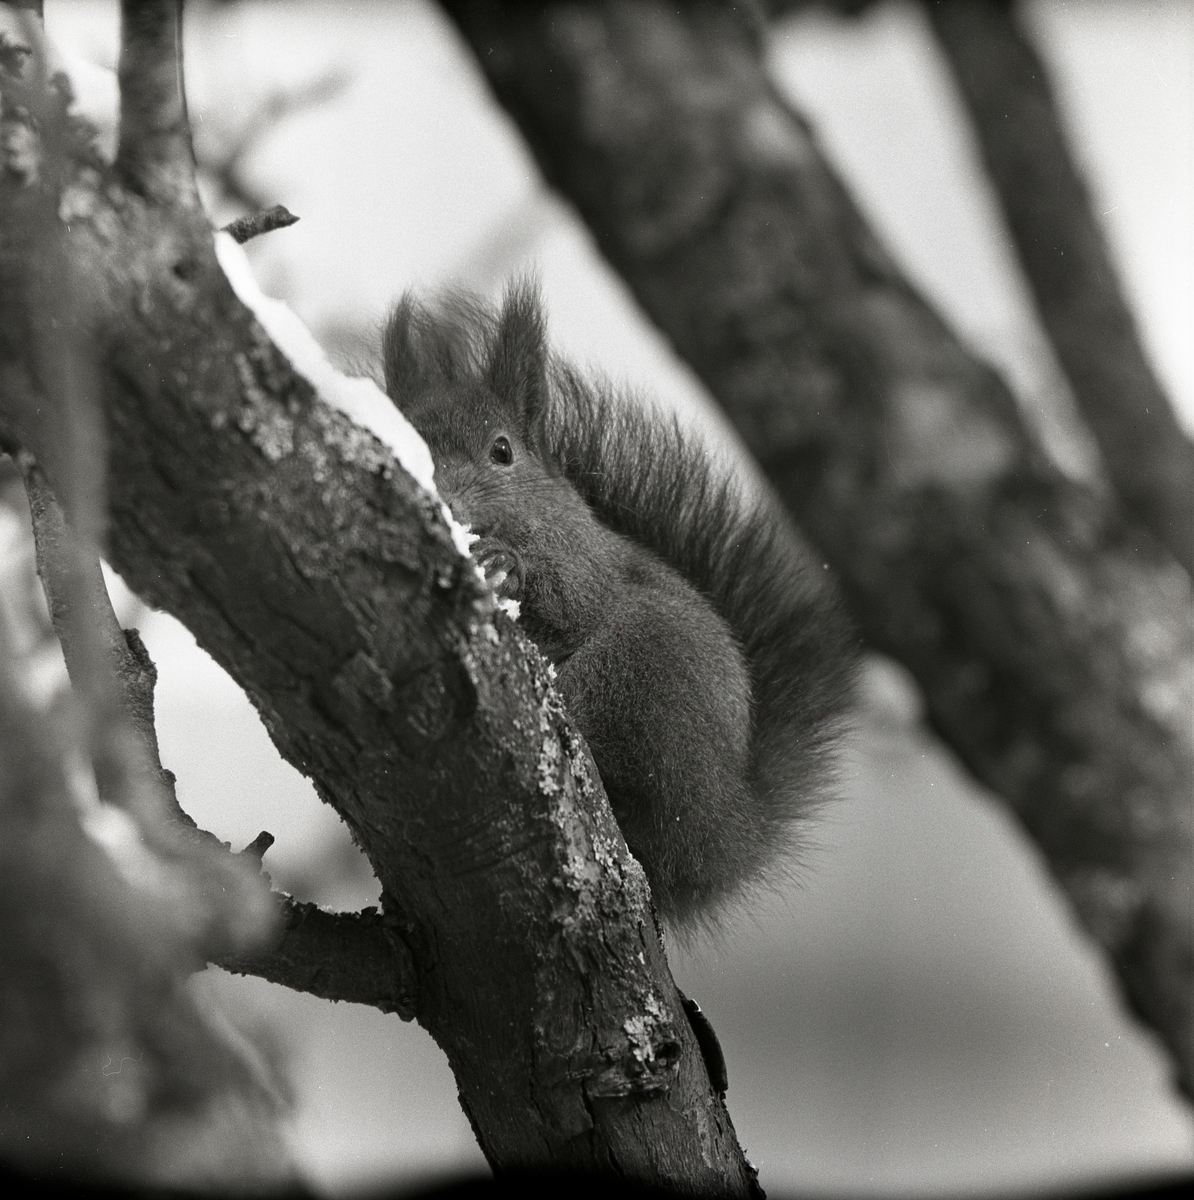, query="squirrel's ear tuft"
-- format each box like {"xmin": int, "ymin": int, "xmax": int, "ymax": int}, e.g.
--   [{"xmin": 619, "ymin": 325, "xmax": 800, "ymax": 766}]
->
[
  {"xmin": 383, "ymin": 293, "xmax": 480, "ymax": 407},
  {"xmin": 487, "ymin": 281, "xmax": 548, "ymax": 426}
]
